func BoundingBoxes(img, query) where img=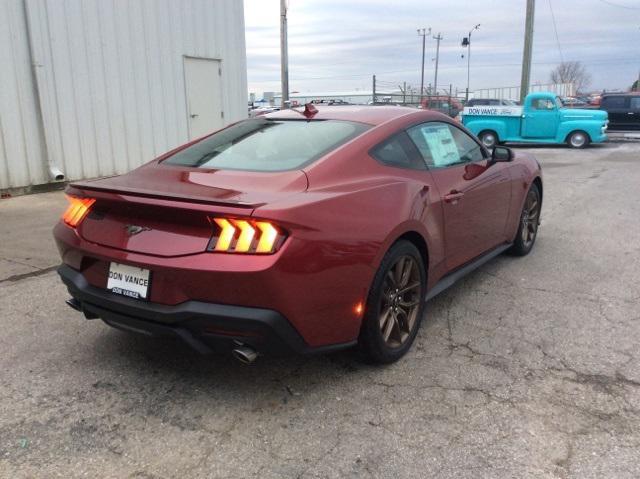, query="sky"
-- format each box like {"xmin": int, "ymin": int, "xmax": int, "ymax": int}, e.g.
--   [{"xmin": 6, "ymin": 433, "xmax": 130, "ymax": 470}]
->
[{"xmin": 243, "ymin": 0, "xmax": 640, "ymax": 96}]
